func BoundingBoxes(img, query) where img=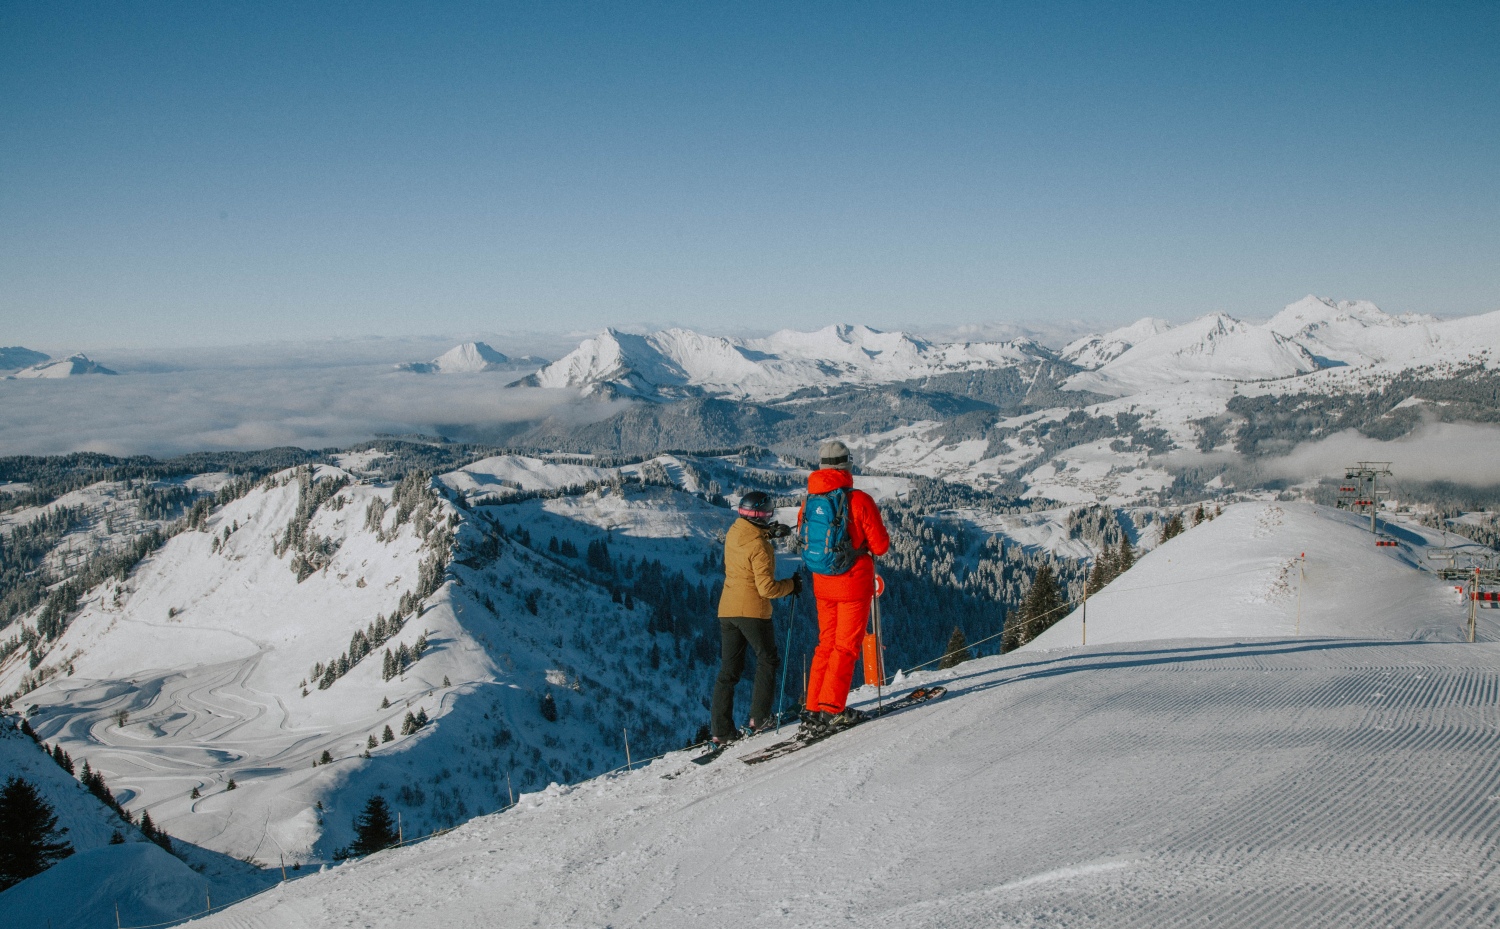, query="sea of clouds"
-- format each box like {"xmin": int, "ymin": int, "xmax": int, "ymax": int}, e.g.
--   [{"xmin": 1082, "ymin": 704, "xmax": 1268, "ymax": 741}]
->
[{"xmin": 0, "ymin": 337, "xmax": 615, "ymax": 458}]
